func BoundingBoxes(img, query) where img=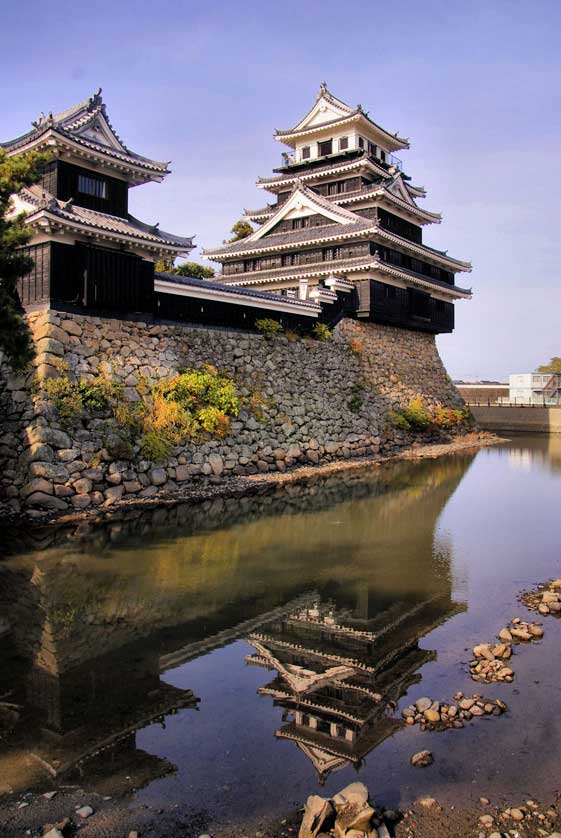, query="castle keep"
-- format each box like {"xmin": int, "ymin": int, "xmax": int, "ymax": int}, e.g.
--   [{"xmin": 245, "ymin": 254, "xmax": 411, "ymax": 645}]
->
[{"xmin": 204, "ymin": 83, "xmax": 472, "ymax": 334}]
